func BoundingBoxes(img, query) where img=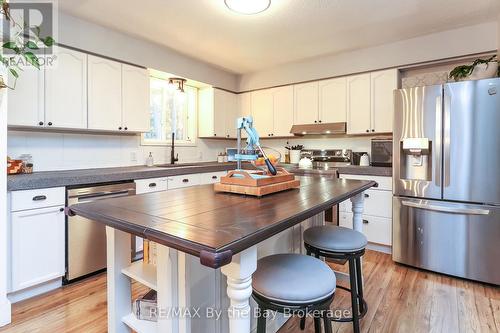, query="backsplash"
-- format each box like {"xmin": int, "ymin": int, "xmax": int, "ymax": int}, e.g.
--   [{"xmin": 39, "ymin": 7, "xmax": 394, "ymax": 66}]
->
[
  {"xmin": 7, "ymin": 131, "xmax": 230, "ymax": 172},
  {"xmin": 7, "ymin": 131, "xmax": 375, "ymax": 172}
]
